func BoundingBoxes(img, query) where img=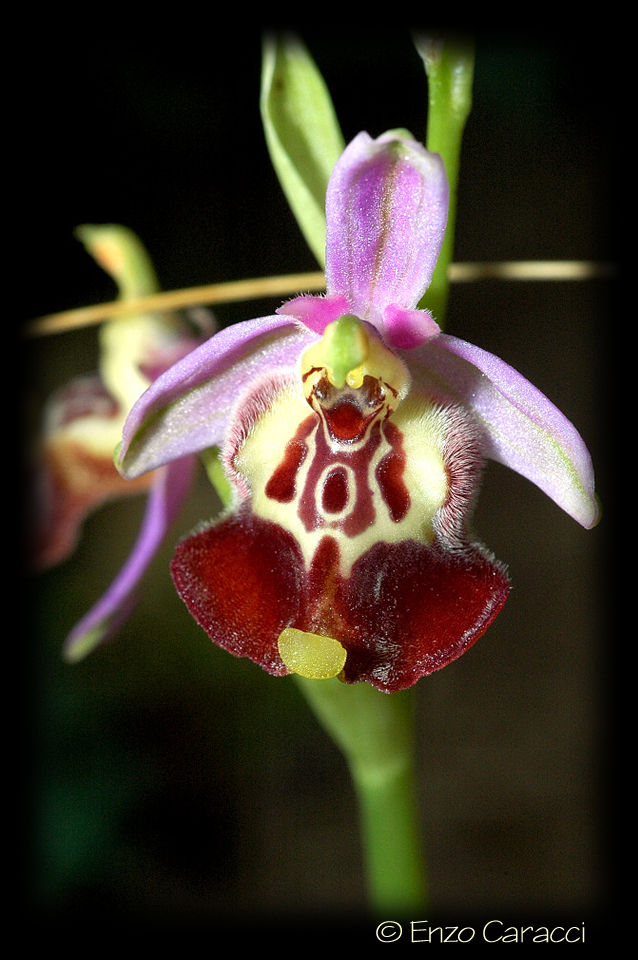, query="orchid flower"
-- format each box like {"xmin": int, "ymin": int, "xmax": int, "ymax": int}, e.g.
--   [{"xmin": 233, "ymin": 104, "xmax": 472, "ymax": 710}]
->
[
  {"xmin": 116, "ymin": 130, "xmax": 598, "ymax": 694},
  {"xmin": 29, "ymin": 224, "xmax": 210, "ymax": 661}
]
